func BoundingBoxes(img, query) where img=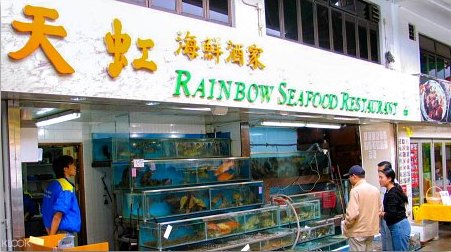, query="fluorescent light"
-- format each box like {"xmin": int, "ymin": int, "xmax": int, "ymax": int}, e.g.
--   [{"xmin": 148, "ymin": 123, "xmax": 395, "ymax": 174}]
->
[
  {"xmin": 261, "ymin": 121, "xmax": 306, "ymax": 127},
  {"xmin": 146, "ymin": 102, "xmax": 160, "ymax": 106},
  {"xmin": 291, "ymin": 114, "xmax": 322, "ymax": 119},
  {"xmin": 305, "ymin": 122, "xmax": 341, "ymax": 129},
  {"xmin": 36, "ymin": 108, "xmax": 56, "ymax": 115},
  {"xmin": 179, "ymin": 107, "xmax": 211, "ymax": 112},
  {"xmin": 35, "ymin": 110, "xmax": 80, "ymax": 127},
  {"xmin": 70, "ymin": 97, "xmax": 86, "ymax": 102},
  {"xmin": 333, "ymin": 116, "xmax": 359, "ymax": 121}
]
